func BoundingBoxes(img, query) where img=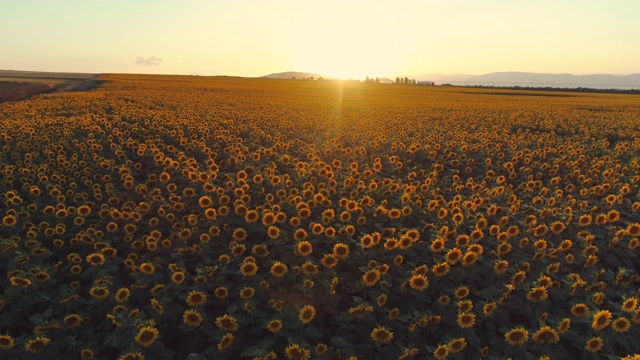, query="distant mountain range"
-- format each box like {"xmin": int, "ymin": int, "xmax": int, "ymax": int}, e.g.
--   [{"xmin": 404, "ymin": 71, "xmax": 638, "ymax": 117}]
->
[
  {"xmin": 415, "ymin": 72, "xmax": 640, "ymax": 88},
  {"xmin": 261, "ymin": 71, "xmax": 333, "ymax": 80},
  {"xmin": 262, "ymin": 71, "xmax": 640, "ymax": 89}
]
